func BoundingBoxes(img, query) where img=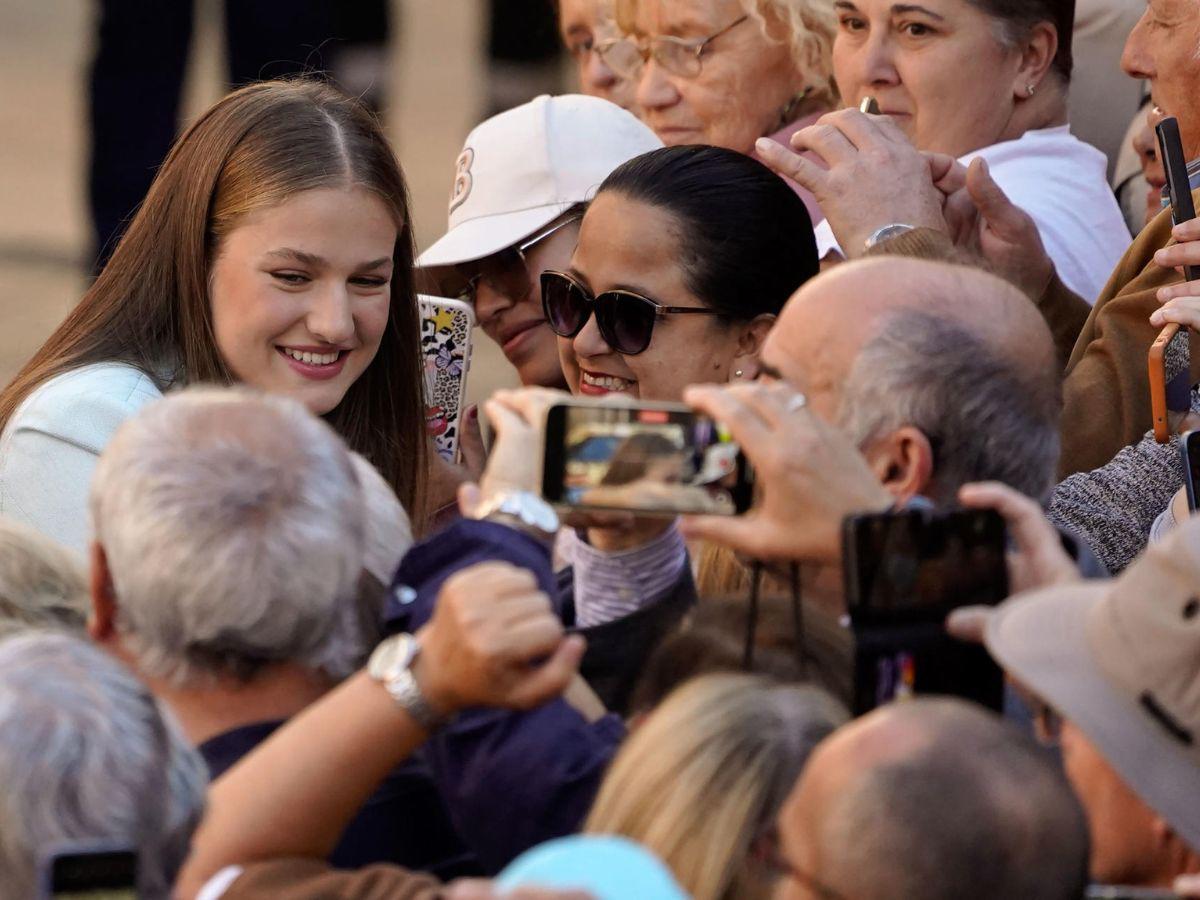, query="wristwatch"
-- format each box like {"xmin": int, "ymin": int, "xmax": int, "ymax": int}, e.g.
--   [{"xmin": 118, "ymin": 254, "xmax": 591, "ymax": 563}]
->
[
  {"xmin": 864, "ymin": 223, "xmax": 915, "ymax": 252},
  {"xmin": 368, "ymin": 633, "xmax": 448, "ymax": 731},
  {"xmin": 470, "ymin": 490, "xmax": 560, "ymax": 543}
]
